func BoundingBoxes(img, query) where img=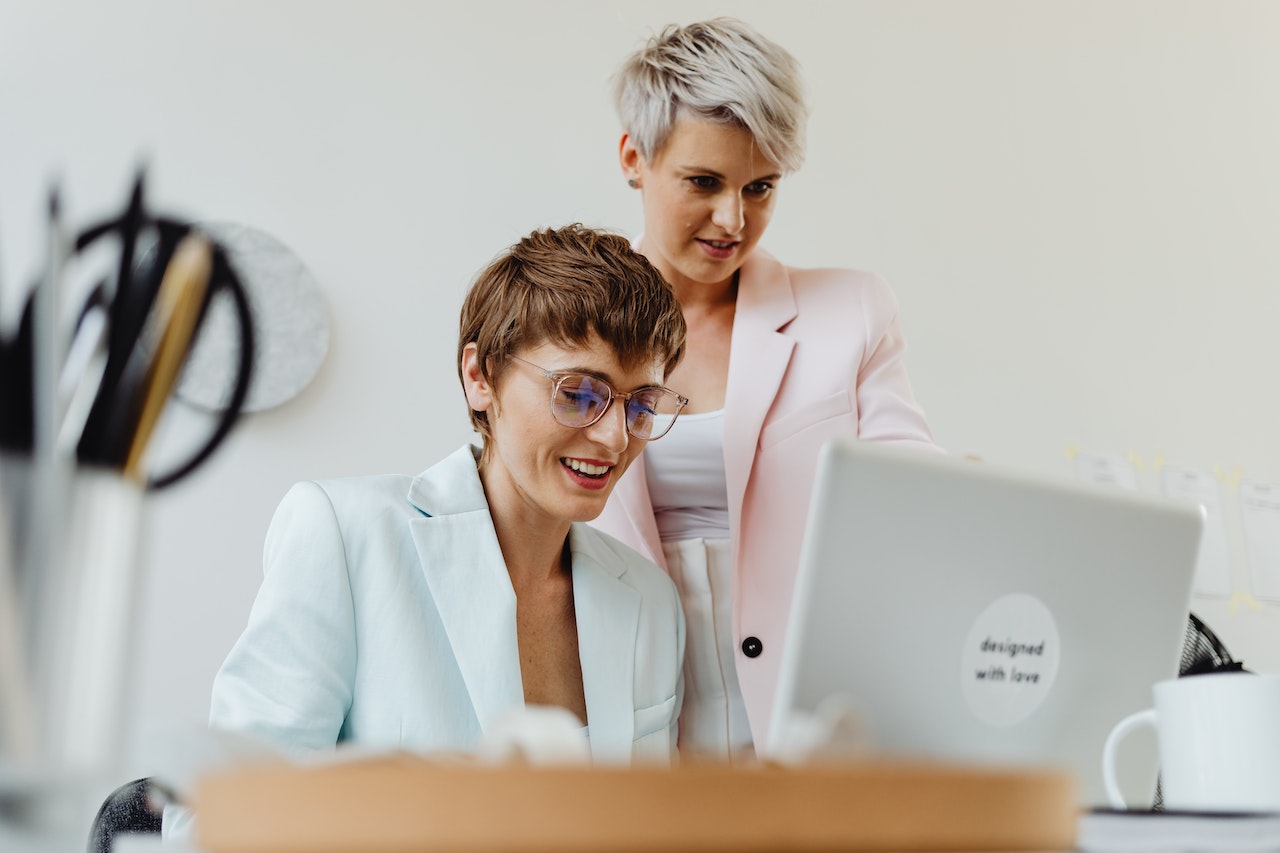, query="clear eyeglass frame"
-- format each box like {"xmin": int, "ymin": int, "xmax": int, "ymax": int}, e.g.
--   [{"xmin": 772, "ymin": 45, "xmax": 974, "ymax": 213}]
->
[{"xmin": 507, "ymin": 355, "xmax": 688, "ymax": 440}]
